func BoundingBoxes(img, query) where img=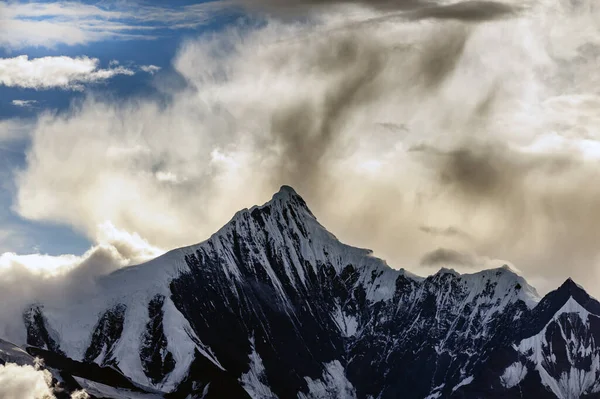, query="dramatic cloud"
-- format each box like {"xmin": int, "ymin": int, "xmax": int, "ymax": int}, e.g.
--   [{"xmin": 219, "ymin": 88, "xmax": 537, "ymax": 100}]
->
[
  {"xmin": 6, "ymin": 0, "xmax": 600, "ymax": 306},
  {"xmin": 405, "ymin": 1, "xmax": 519, "ymax": 21},
  {"xmin": 0, "ymin": 56, "xmax": 138, "ymax": 90},
  {"xmin": 0, "ymin": 1, "xmax": 226, "ymax": 49},
  {"xmin": 239, "ymin": 0, "xmax": 520, "ymax": 21}
]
